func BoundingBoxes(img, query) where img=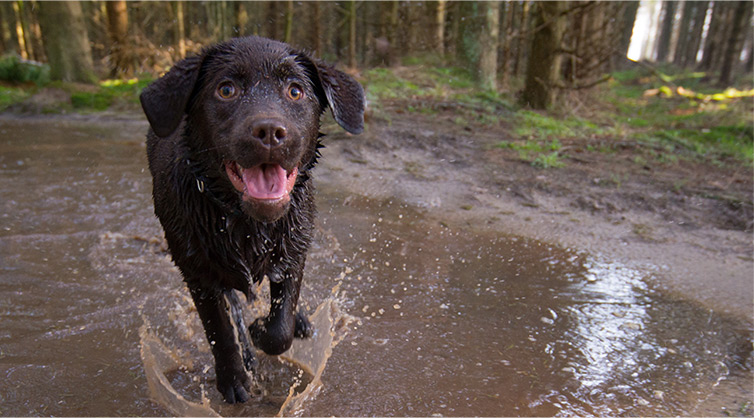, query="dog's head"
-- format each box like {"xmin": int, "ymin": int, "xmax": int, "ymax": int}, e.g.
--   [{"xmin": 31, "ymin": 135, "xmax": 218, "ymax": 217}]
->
[{"xmin": 140, "ymin": 36, "xmax": 364, "ymax": 223}]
